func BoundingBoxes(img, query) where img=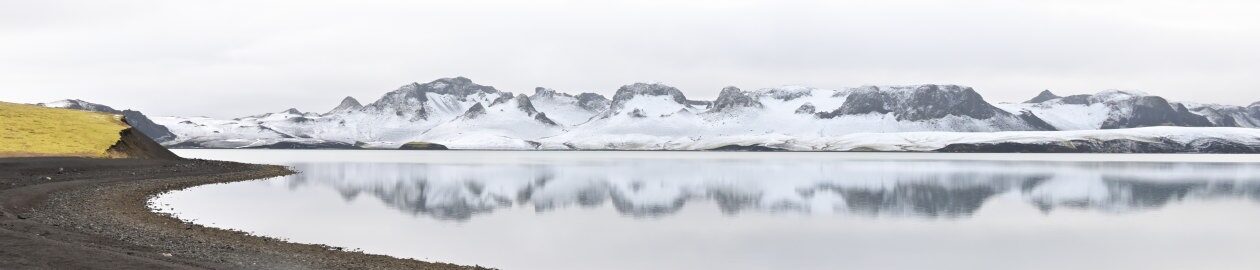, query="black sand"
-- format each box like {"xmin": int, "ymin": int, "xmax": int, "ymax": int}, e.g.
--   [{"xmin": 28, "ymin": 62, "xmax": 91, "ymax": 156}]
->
[{"xmin": 0, "ymin": 157, "xmax": 491, "ymax": 269}]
